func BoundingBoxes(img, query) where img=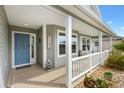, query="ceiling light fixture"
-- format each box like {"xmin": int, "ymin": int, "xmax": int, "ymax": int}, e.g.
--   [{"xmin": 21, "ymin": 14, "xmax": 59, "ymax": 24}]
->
[{"xmin": 24, "ymin": 24, "xmax": 28, "ymax": 26}]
